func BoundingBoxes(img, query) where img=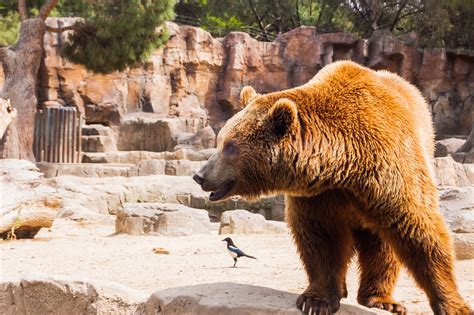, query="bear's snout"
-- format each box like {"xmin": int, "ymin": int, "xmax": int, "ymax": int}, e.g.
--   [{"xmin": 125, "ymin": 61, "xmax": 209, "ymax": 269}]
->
[{"xmin": 193, "ymin": 172, "xmax": 205, "ymax": 186}]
